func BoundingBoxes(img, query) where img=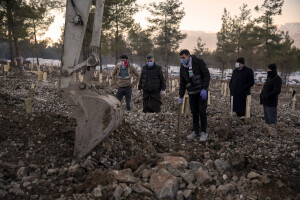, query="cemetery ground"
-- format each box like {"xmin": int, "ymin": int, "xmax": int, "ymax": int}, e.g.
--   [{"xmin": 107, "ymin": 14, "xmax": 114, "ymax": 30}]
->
[{"xmin": 0, "ymin": 68, "xmax": 299, "ymax": 200}]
